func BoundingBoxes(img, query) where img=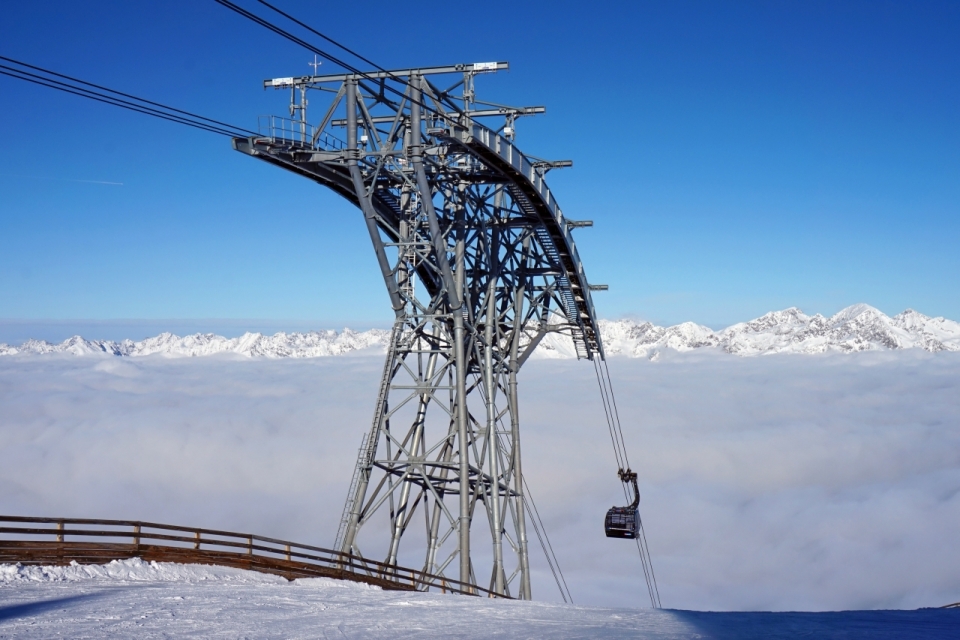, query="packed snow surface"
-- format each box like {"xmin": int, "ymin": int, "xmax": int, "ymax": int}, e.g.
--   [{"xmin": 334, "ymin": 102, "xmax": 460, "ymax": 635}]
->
[
  {"xmin": 2, "ymin": 304, "xmax": 958, "ymax": 358},
  {"xmin": 0, "ymin": 560, "xmax": 955, "ymax": 639}
]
